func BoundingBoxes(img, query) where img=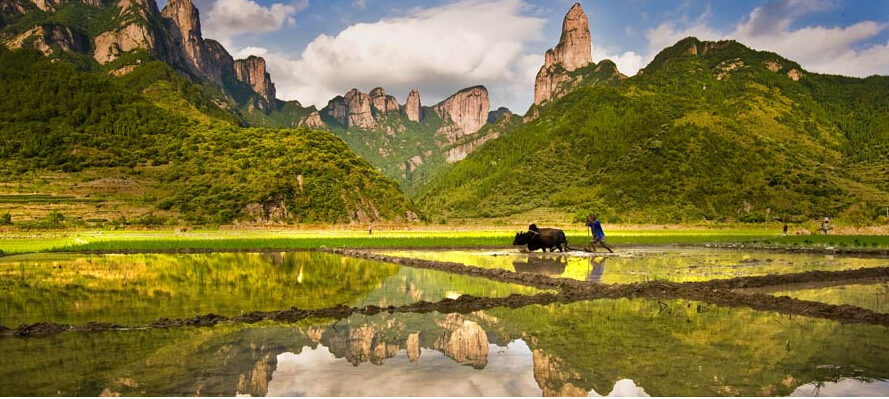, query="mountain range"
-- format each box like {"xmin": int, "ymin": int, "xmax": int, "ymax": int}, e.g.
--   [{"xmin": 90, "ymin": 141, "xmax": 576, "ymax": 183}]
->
[{"xmin": 1, "ymin": 0, "xmax": 887, "ymax": 225}]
